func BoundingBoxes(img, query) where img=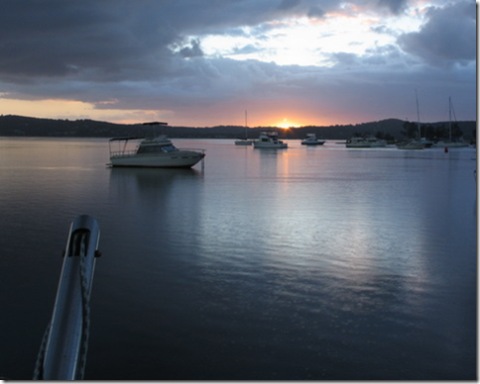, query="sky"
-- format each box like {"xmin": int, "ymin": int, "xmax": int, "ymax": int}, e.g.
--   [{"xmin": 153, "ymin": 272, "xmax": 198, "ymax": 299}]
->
[{"xmin": 0, "ymin": 0, "xmax": 476, "ymax": 128}]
